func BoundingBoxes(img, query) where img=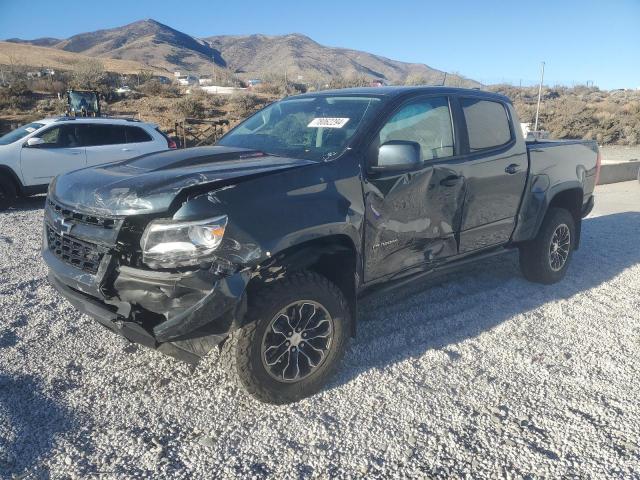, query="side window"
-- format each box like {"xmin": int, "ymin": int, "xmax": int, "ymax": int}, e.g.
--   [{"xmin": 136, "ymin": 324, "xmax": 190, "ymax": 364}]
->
[
  {"xmin": 81, "ymin": 125, "xmax": 127, "ymax": 147},
  {"xmin": 125, "ymin": 126, "xmax": 152, "ymax": 143},
  {"xmin": 378, "ymin": 96, "xmax": 454, "ymax": 161},
  {"xmin": 38, "ymin": 127, "xmax": 62, "ymax": 146},
  {"xmin": 103, "ymin": 126, "xmax": 126, "ymax": 145},
  {"xmin": 461, "ymin": 98, "xmax": 512, "ymax": 151},
  {"xmin": 37, "ymin": 126, "xmax": 81, "ymax": 148}
]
